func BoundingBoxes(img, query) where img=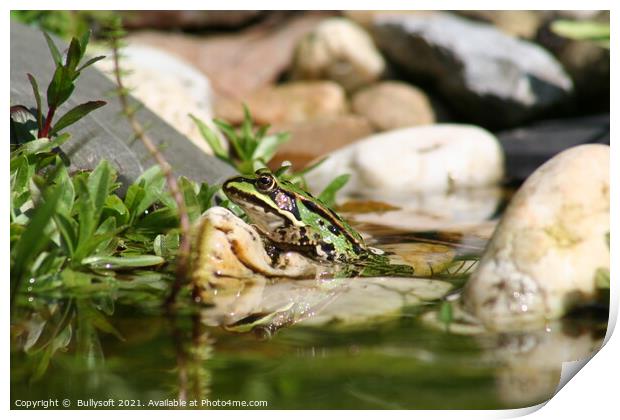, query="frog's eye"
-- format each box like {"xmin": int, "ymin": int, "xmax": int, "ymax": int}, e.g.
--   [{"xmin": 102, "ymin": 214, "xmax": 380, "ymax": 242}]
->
[{"xmin": 256, "ymin": 174, "xmax": 275, "ymax": 191}]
